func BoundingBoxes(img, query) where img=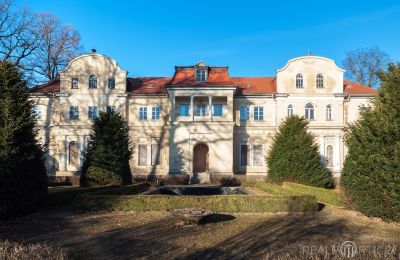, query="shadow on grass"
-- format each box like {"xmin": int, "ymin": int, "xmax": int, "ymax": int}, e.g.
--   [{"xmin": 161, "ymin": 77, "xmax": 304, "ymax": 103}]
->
[{"xmin": 199, "ymin": 214, "xmax": 235, "ymax": 225}]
